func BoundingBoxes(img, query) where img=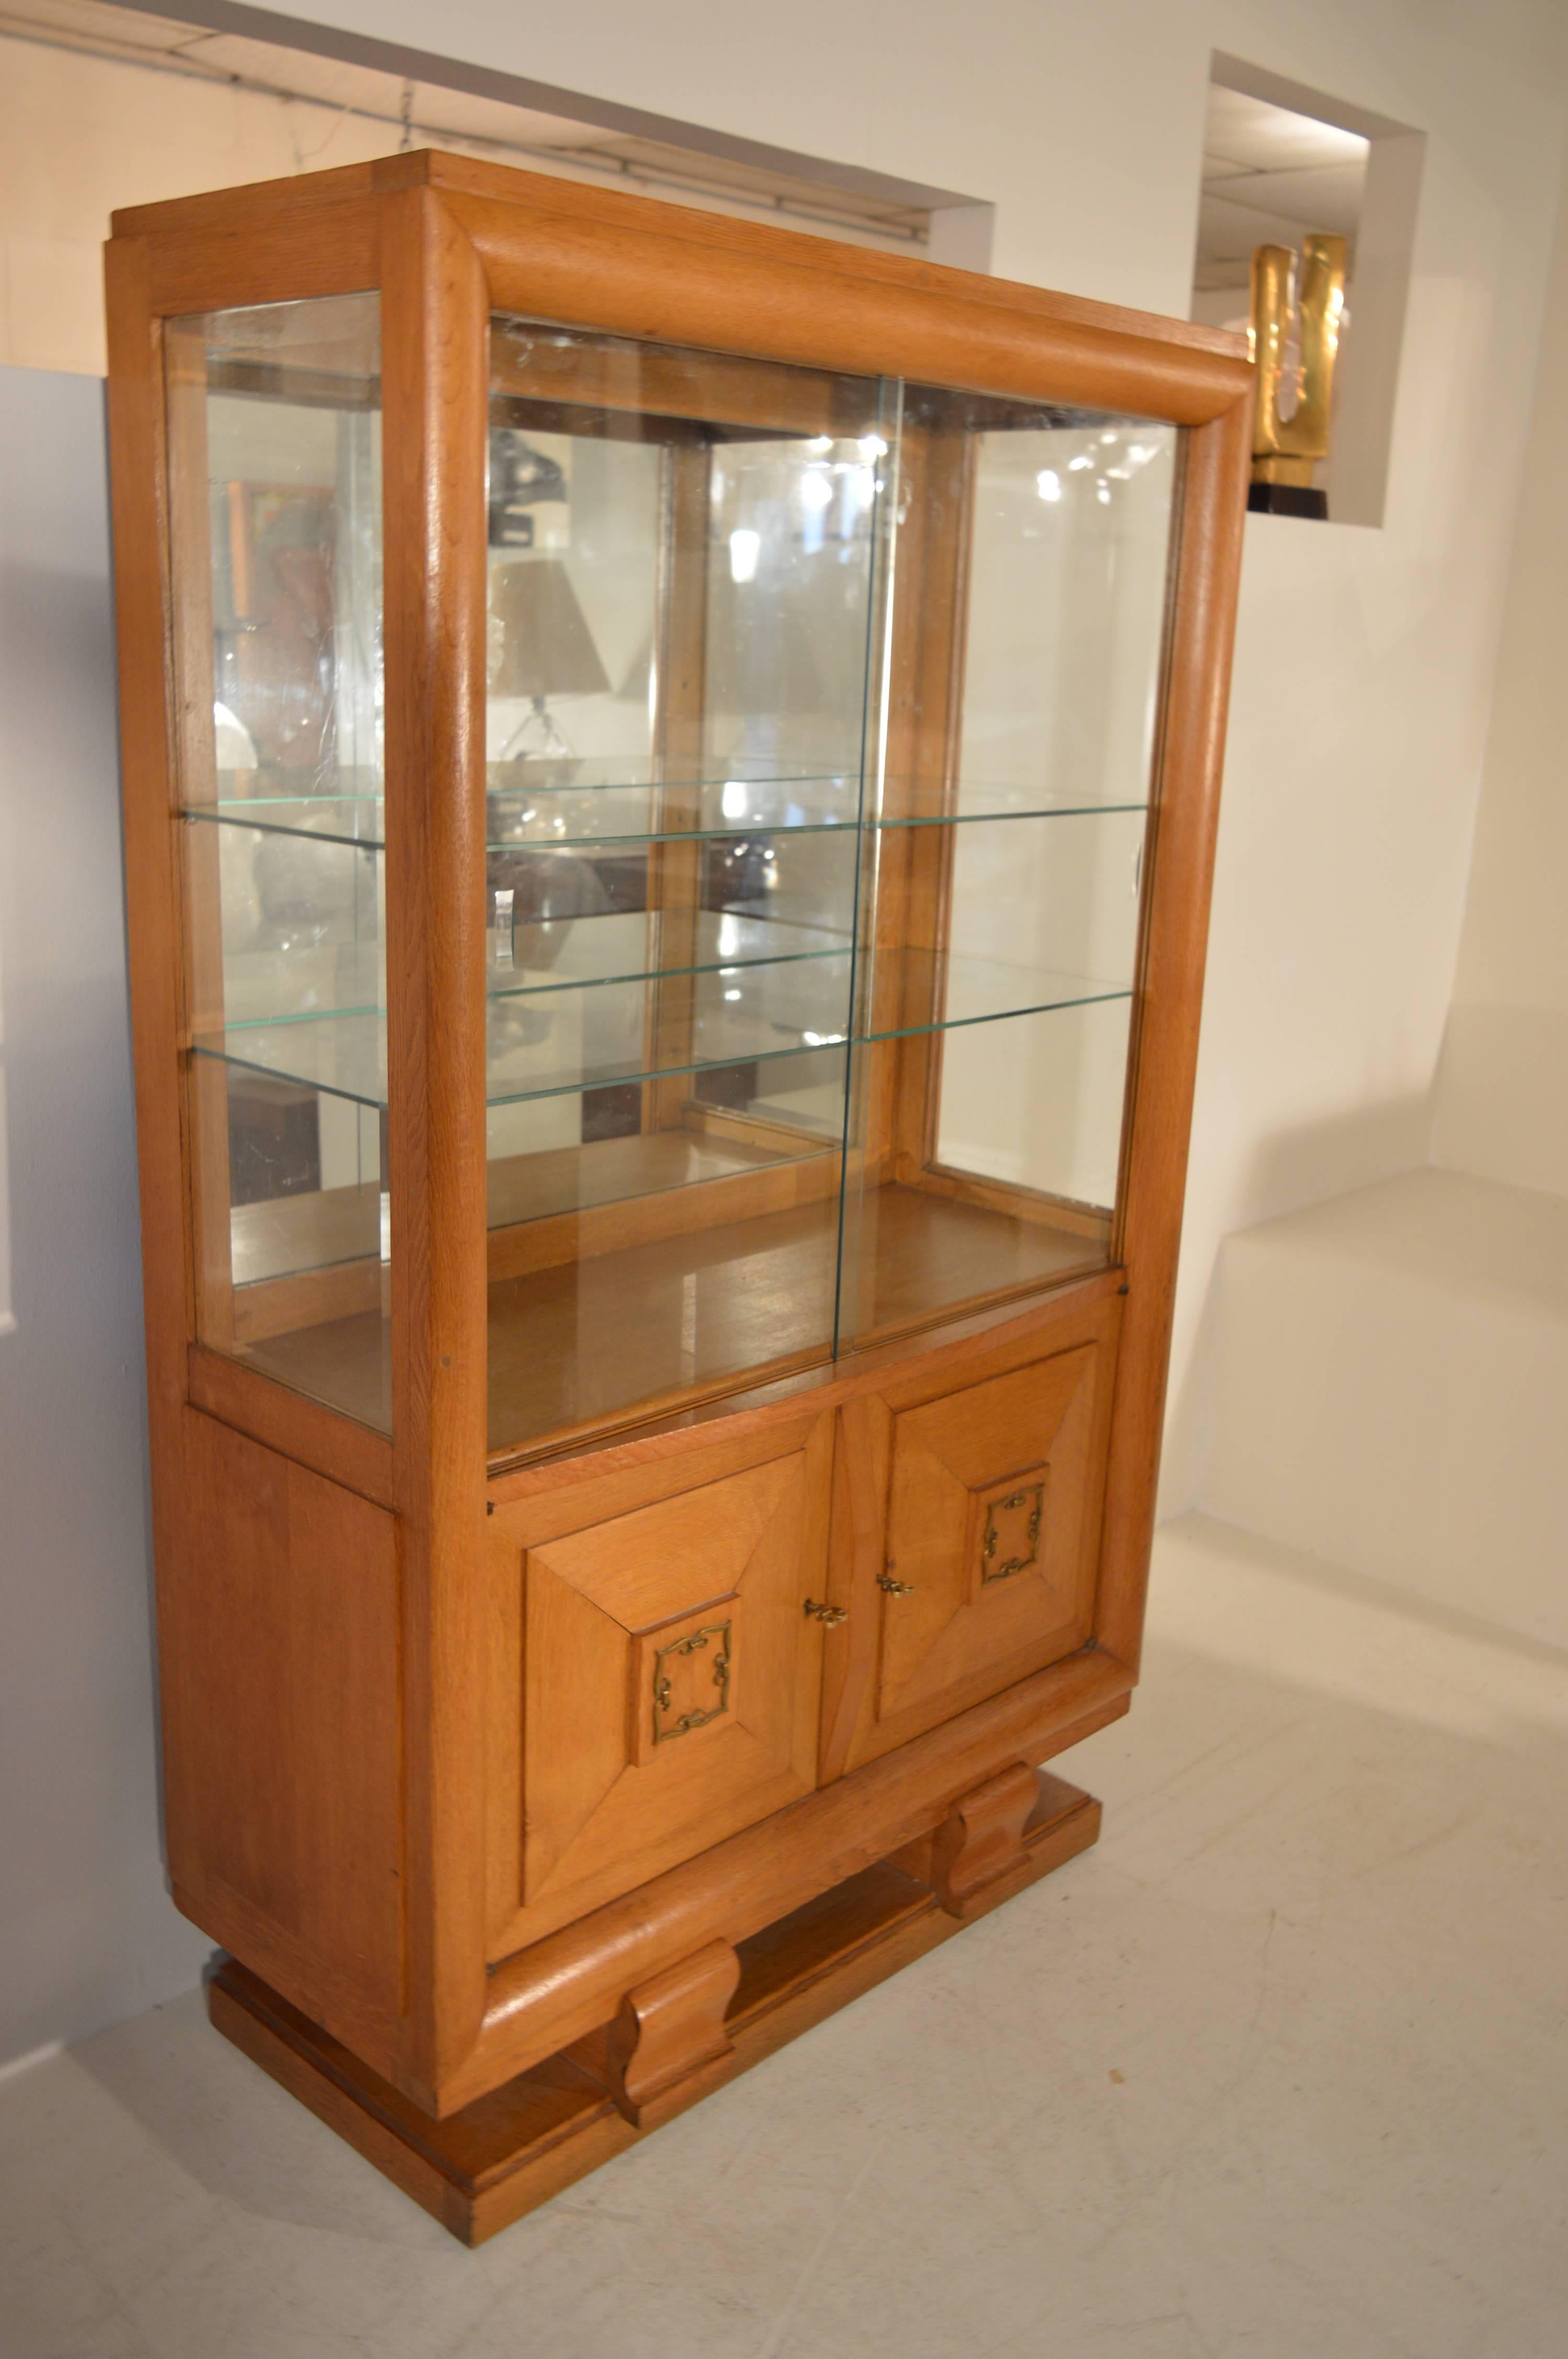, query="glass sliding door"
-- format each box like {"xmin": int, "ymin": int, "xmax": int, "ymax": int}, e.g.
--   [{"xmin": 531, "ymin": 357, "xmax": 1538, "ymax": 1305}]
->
[{"xmin": 482, "ymin": 321, "xmax": 897, "ymax": 1455}]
